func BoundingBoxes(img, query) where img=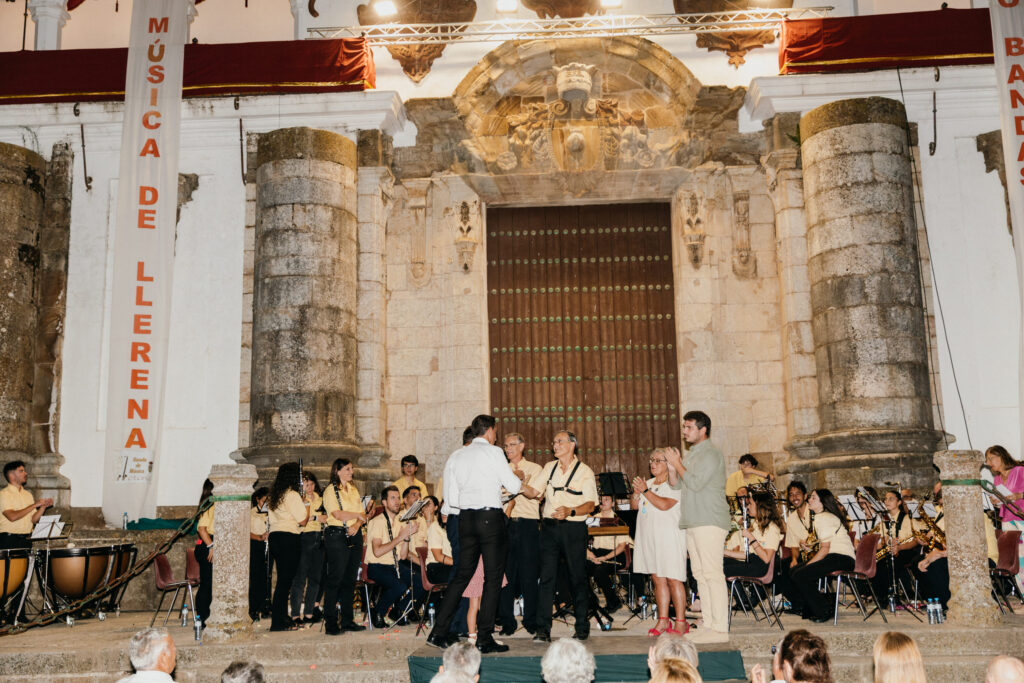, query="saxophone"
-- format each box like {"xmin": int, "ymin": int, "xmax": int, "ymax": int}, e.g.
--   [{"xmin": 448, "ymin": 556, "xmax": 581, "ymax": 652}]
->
[
  {"xmin": 917, "ymin": 505, "xmax": 946, "ymax": 552},
  {"xmin": 798, "ymin": 510, "xmax": 818, "ymax": 563}
]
